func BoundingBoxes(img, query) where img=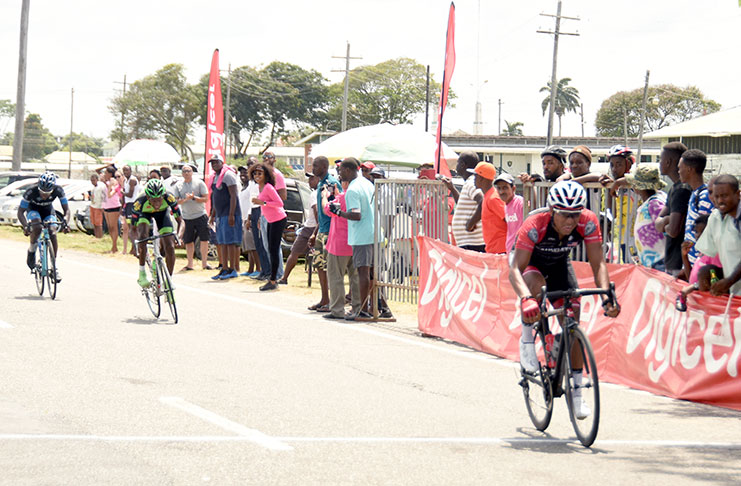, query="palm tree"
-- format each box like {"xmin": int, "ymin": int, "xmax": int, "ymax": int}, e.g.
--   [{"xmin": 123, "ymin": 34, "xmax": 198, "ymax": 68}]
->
[
  {"xmin": 540, "ymin": 77, "xmax": 580, "ymax": 136},
  {"xmin": 501, "ymin": 120, "xmax": 524, "ymax": 136}
]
